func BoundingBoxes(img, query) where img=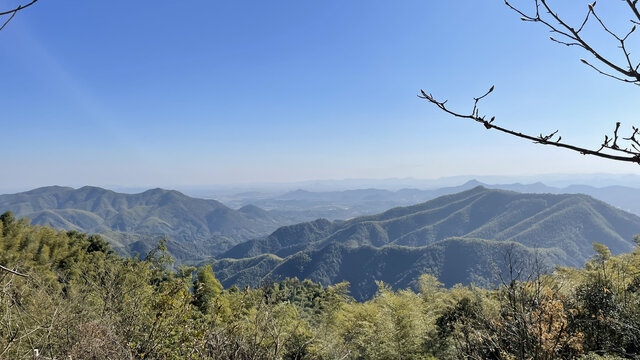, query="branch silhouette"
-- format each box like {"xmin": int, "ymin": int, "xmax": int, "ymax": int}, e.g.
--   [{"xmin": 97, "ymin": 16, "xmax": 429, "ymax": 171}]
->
[
  {"xmin": 419, "ymin": 88, "xmax": 640, "ymax": 164},
  {"xmin": 0, "ymin": 0, "xmax": 38, "ymax": 32},
  {"xmin": 422, "ymin": 0, "xmax": 640, "ymax": 163}
]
